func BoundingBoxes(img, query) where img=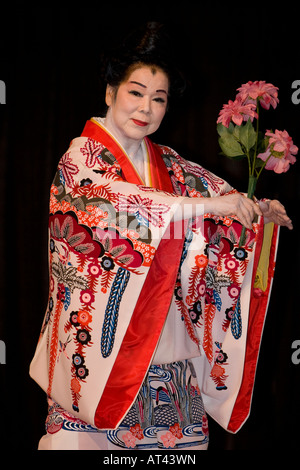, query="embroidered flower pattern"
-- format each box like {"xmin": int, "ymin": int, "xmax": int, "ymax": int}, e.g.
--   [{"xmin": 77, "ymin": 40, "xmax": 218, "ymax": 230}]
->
[
  {"xmin": 169, "ymin": 422, "xmax": 183, "ymax": 439},
  {"xmin": 183, "ymin": 216, "xmax": 258, "ymax": 388},
  {"xmin": 80, "ymin": 138, "xmax": 105, "ymax": 168},
  {"xmin": 129, "ymin": 423, "xmax": 144, "ymax": 440},
  {"xmin": 115, "ymin": 193, "xmax": 170, "ymax": 227},
  {"xmin": 58, "ymin": 152, "xmax": 79, "ymax": 186},
  {"xmin": 123, "ymin": 432, "xmax": 137, "ymax": 448},
  {"xmin": 41, "ymin": 130, "xmax": 259, "ymax": 427},
  {"xmin": 161, "ymin": 431, "xmax": 176, "ymax": 448}
]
